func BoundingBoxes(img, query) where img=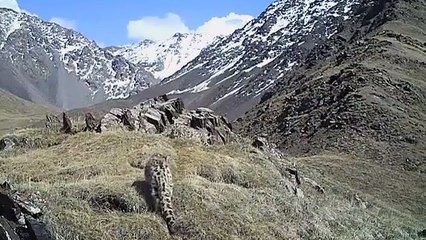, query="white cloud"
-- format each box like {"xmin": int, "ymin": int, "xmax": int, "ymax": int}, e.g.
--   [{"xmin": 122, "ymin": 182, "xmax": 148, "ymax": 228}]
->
[
  {"xmin": 127, "ymin": 12, "xmax": 253, "ymax": 42},
  {"xmin": 0, "ymin": 0, "xmax": 20, "ymax": 12},
  {"xmin": 49, "ymin": 17, "xmax": 77, "ymax": 30},
  {"xmin": 196, "ymin": 12, "xmax": 253, "ymax": 39},
  {"xmin": 127, "ymin": 13, "xmax": 190, "ymax": 41}
]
